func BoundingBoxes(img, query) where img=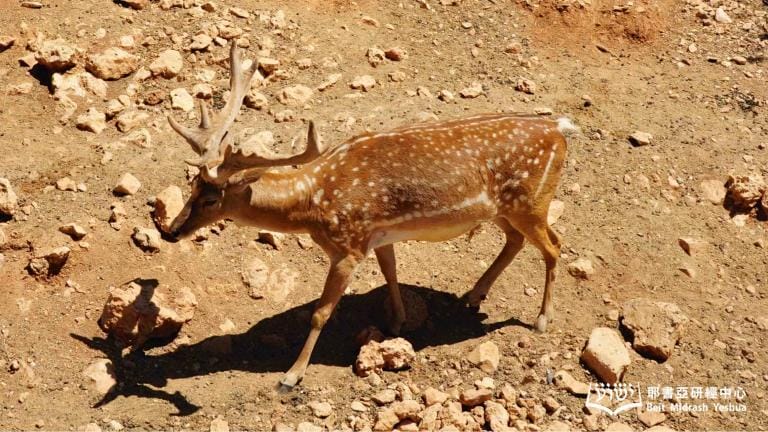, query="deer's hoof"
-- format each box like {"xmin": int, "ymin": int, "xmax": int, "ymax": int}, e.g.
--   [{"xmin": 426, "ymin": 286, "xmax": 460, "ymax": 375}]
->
[
  {"xmin": 278, "ymin": 372, "xmax": 301, "ymax": 392},
  {"xmin": 534, "ymin": 314, "xmax": 548, "ymax": 333},
  {"xmin": 462, "ymin": 290, "xmax": 486, "ymax": 308}
]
